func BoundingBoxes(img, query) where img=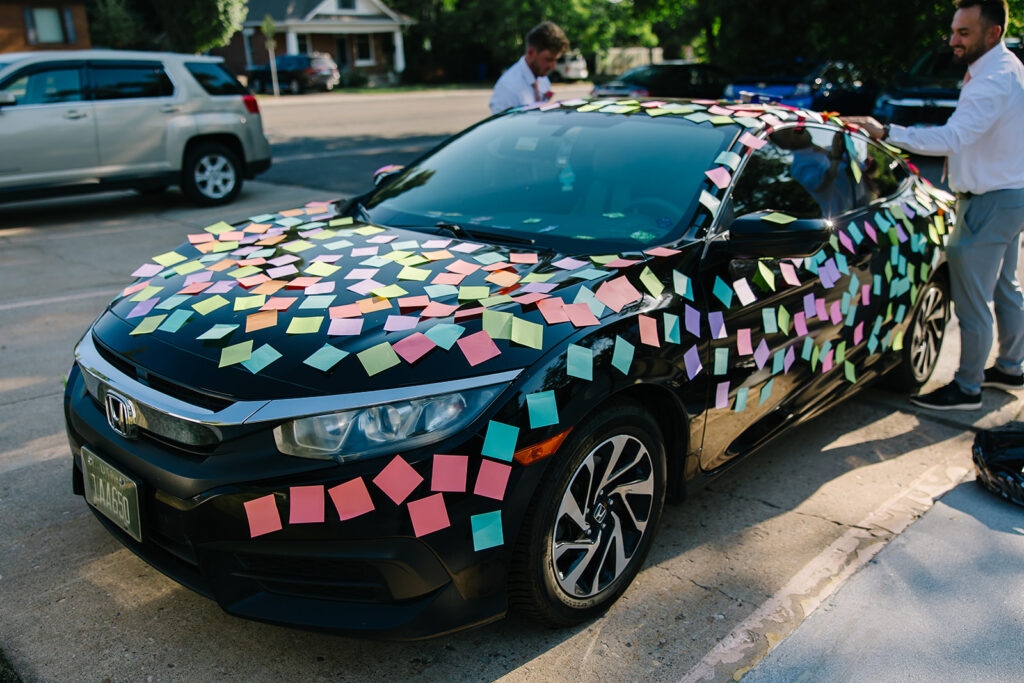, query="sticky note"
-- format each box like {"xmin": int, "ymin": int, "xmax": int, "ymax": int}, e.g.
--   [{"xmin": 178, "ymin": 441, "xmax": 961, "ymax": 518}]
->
[
  {"xmin": 735, "ymin": 387, "xmax": 749, "ymax": 412},
  {"xmin": 303, "ymin": 344, "xmax": 347, "ymax": 371},
  {"xmin": 712, "ymin": 276, "xmax": 733, "ymax": 308},
  {"xmin": 218, "ymin": 340, "xmax": 253, "ymax": 368},
  {"xmin": 684, "ymin": 345, "xmax": 702, "ymax": 379},
  {"xmin": 708, "ymin": 311, "xmax": 726, "ymax": 339},
  {"xmin": 197, "ymin": 323, "xmax": 238, "ymax": 340},
  {"xmin": 762, "ymin": 212, "xmax": 797, "ymax": 225},
  {"xmin": 674, "ymin": 271, "xmax": 694, "ymax": 300},
  {"xmin": 458, "ymin": 330, "xmax": 500, "ymax": 366},
  {"xmin": 474, "ymin": 460, "xmax": 512, "ymax": 501},
  {"xmin": 153, "ymin": 250, "xmax": 187, "ymax": 267},
  {"xmin": 425, "ymin": 323, "xmax": 465, "ymax": 350},
  {"xmin": 129, "ymin": 315, "xmax": 166, "ymax": 336},
  {"xmin": 328, "ymin": 477, "xmax": 375, "ymax": 520},
  {"xmin": 431, "ymin": 454, "xmax": 469, "ymax": 493},
  {"xmin": 612, "ymin": 336, "xmax": 634, "ymax": 375},
  {"xmin": 287, "ymin": 316, "xmax": 324, "ymax": 335},
  {"xmin": 716, "ymin": 381, "xmax": 730, "ymax": 409},
  {"xmin": 511, "ymin": 317, "xmax": 543, "ymax": 349},
  {"xmin": 471, "ymin": 511, "xmax": 504, "ymax": 551},
  {"xmin": 754, "ymin": 339, "xmax": 770, "ymax": 369},
  {"xmin": 705, "ymin": 166, "xmax": 732, "ymax": 189},
  {"xmin": 566, "ymin": 343, "xmax": 593, "ymax": 380},
  {"xmin": 762, "ymin": 308, "xmax": 778, "ymax": 334},
  {"xmin": 241, "ymin": 343, "xmax": 282, "ymax": 374},
  {"xmin": 192, "ymin": 295, "xmax": 229, "ymax": 315},
  {"xmin": 358, "ymin": 342, "xmax": 401, "ymax": 376},
  {"xmin": 639, "ymin": 315, "xmax": 660, "ymax": 347},
  {"xmin": 157, "ymin": 309, "xmax": 192, "ymax": 333},
  {"xmin": 244, "ymin": 494, "xmax": 282, "ymax": 537},
  {"xmin": 482, "ymin": 420, "xmax": 519, "ymax": 462},
  {"xmin": 714, "ymin": 347, "xmax": 729, "ymax": 375},
  {"xmin": 663, "ymin": 313, "xmax": 681, "ymax": 344},
  {"xmin": 288, "ymin": 485, "xmax": 325, "ymax": 524},
  {"xmin": 737, "ymin": 328, "xmax": 753, "ymax": 355},
  {"xmin": 595, "ymin": 276, "xmax": 642, "ymax": 313},
  {"xmin": 734, "ymin": 278, "xmax": 756, "ymax": 306},
  {"xmin": 407, "ymin": 493, "xmax": 450, "ymax": 537},
  {"xmin": 482, "ymin": 310, "xmax": 513, "ymax": 339},
  {"xmin": 392, "ymin": 332, "xmax": 436, "ymax": 364},
  {"xmin": 373, "ymin": 455, "xmax": 423, "ymax": 505},
  {"xmin": 526, "ymin": 390, "xmax": 559, "ymax": 429},
  {"xmin": 639, "ymin": 267, "xmax": 665, "ymax": 298},
  {"xmin": 759, "ymin": 378, "xmax": 774, "ymax": 406}
]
